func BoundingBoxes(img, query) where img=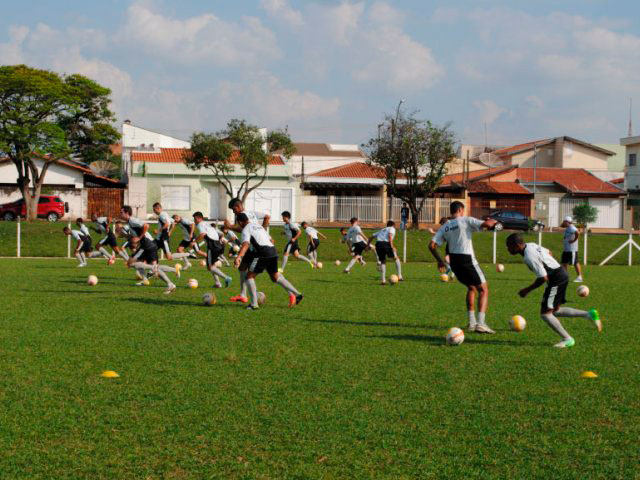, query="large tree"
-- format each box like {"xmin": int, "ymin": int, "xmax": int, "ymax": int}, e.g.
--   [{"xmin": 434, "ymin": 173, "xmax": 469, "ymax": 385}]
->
[
  {"xmin": 364, "ymin": 110, "xmax": 456, "ymax": 228},
  {"xmin": 0, "ymin": 65, "xmax": 119, "ymax": 220},
  {"xmin": 184, "ymin": 119, "xmax": 295, "ymax": 202}
]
